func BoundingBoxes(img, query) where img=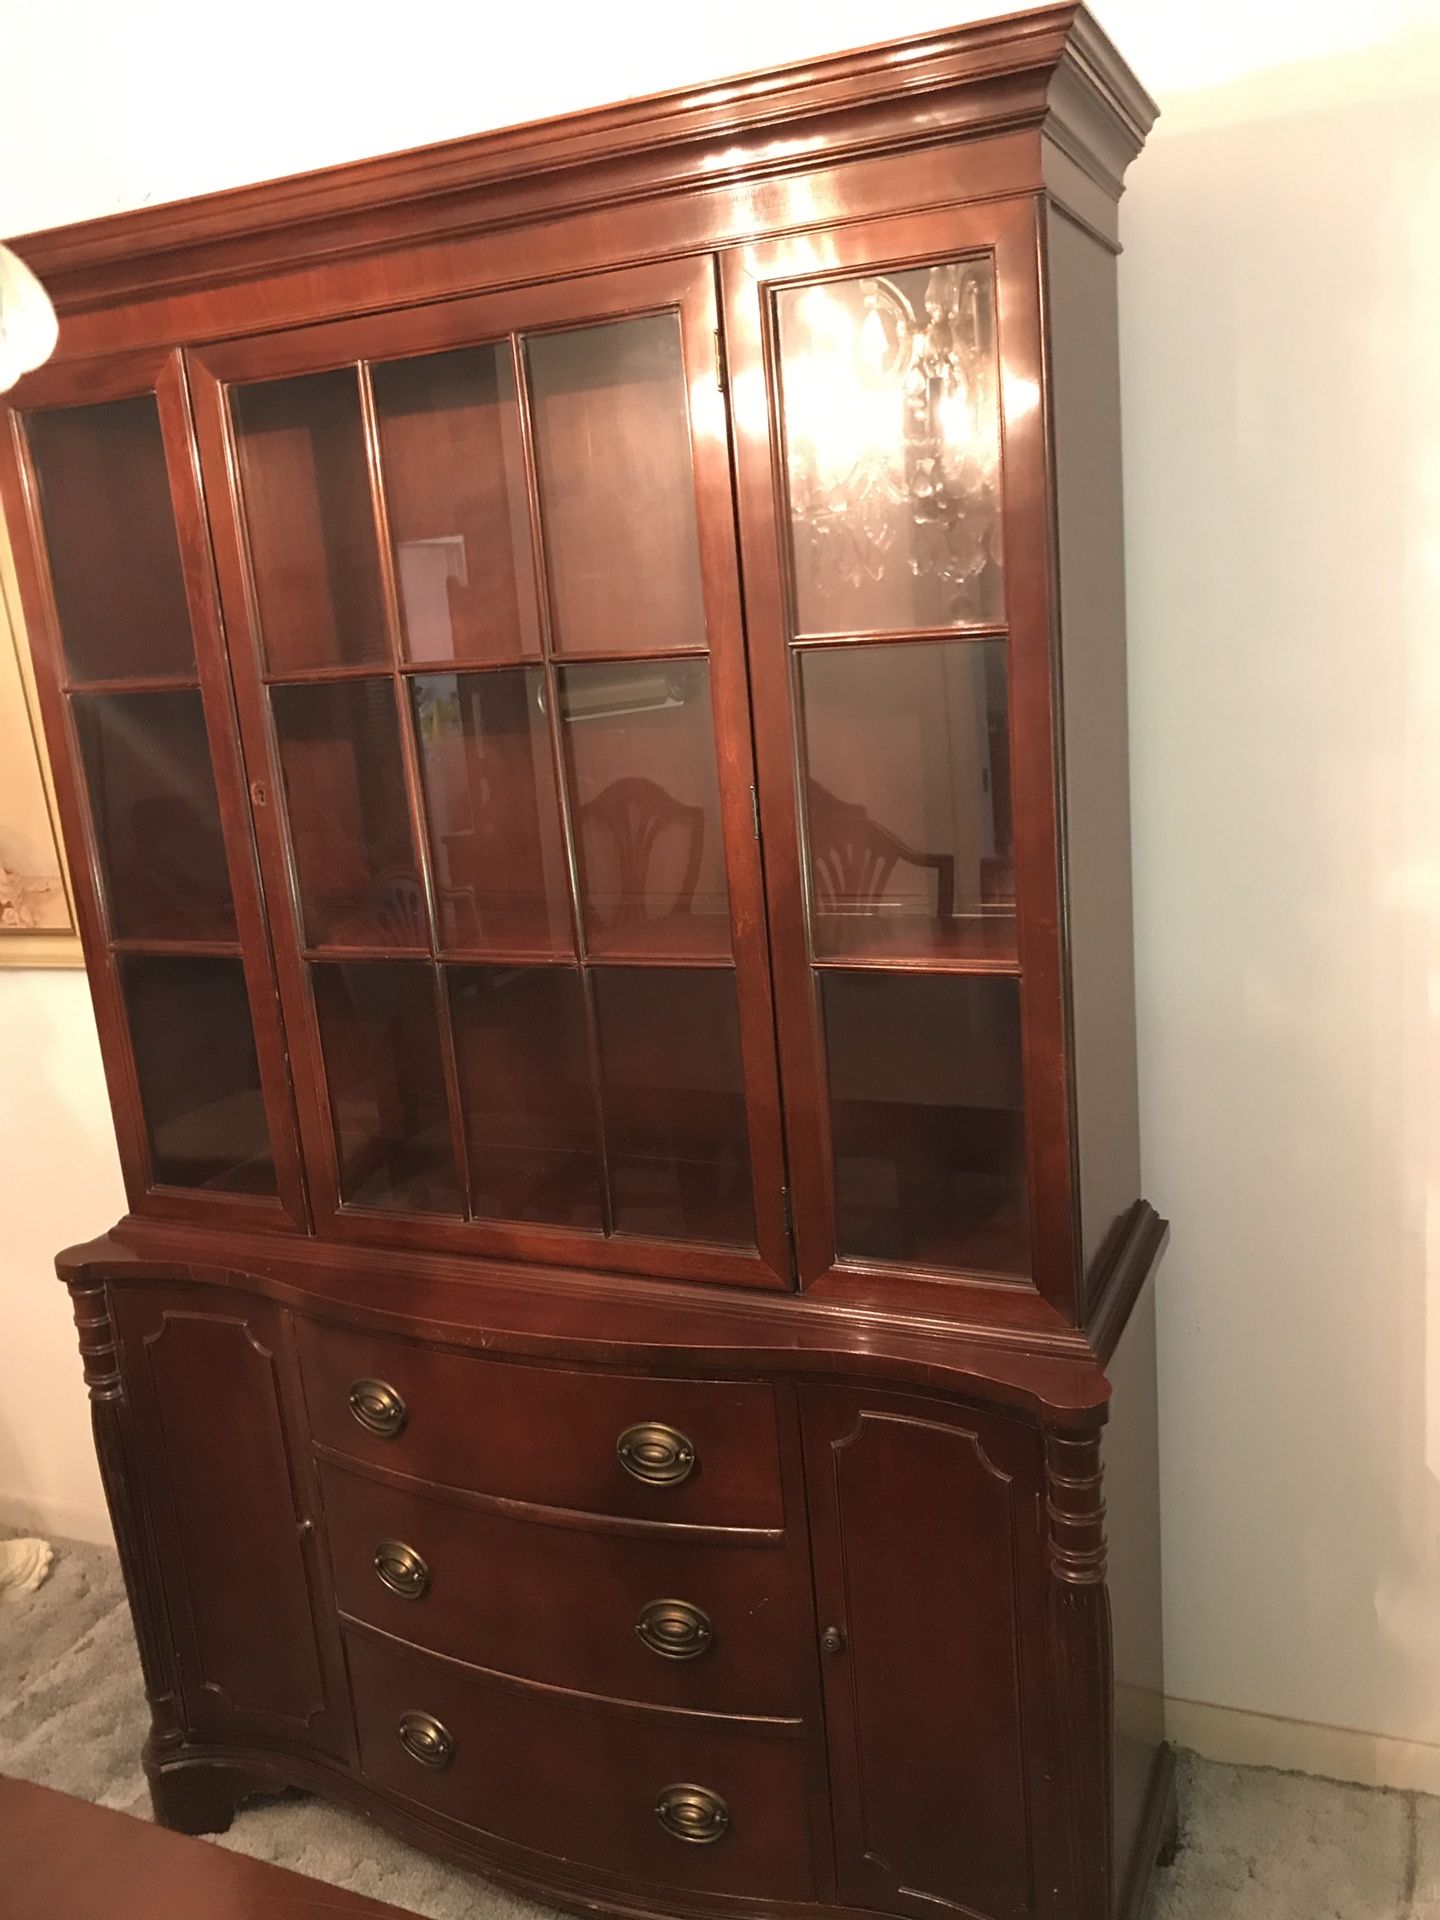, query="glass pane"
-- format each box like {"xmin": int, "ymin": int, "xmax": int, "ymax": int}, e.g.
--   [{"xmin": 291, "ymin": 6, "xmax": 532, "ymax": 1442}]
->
[
  {"xmin": 448, "ymin": 965, "xmax": 601, "ymax": 1229},
  {"xmin": 593, "ymin": 967, "xmax": 753, "ymax": 1247},
  {"xmin": 373, "ymin": 346, "xmax": 540, "ymax": 666},
  {"xmin": 527, "ymin": 315, "xmax": 706, "ymax": 657},
  {"xmin": 412, "ymin": 671, "xmax": 571, "ymax": 957},
  {"xmin": 74, "ymin": 690, "xmax": 236, "ymax": 943},
  {"xmin": 821, "ymin": 972, "xmax": 1028, "ymax": 1275},
  {"xmin": 777, "ymin": 258, "xmax": 1004, "ymax": 633},
  {"xmin": 231, "ymin": 369, "xmax": 388, "ymax": 671},
  {"xmin": 559, "ymin": 659, "xmax": 730, "ymax": 961},
  {"xmin": 271, "ymin": 679, "xmax": 426, "ymax": 951},
  {"xmin": 26, "ymin": 395, "xmax": 195, "ymax": 683},
  {"xmin": 799, "ymin": 640, "xmax": 1014, "ymax": 964},
  {"xmin": 311, "ymin": 961, "xmax": 461, "ymax": 1215},
  {"xmin": 119, "ymin": 954, "xmax": 275, "ymax": 1194}
]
